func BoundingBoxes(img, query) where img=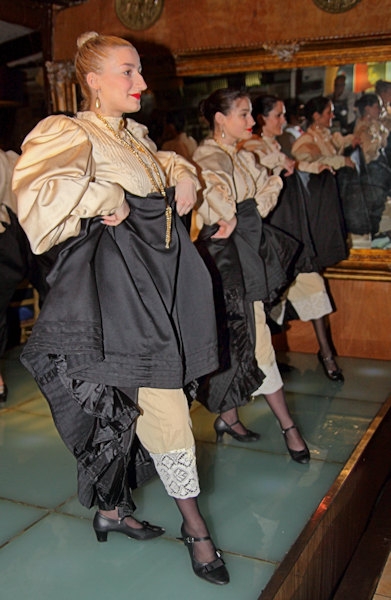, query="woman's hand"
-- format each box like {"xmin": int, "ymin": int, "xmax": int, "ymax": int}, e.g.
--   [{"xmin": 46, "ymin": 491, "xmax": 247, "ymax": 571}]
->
[
  {"xmin": 175, "ymin": 178, "xmax": 197, "ymax": 216},
  {"xmin": 211, "ymin": 216, "xmax": 237, "ymax": 239},
  {"xmin": 283, "ymin": 157, "xmax": 296, "ymax": 176},
  {"xmin": 318, "ymin": 164, "xmax": 335, "ymax": 174},
  {"xmin": 351, "ymin": 136, "xmax": 361, "ymax": 148},
  {"xmin": 345, "ymin": 157, "xmax": 356, "ymax": 169},
  {"xmin": 101, "ymin": 200, "xmax": 130, "ymax": 226}
]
